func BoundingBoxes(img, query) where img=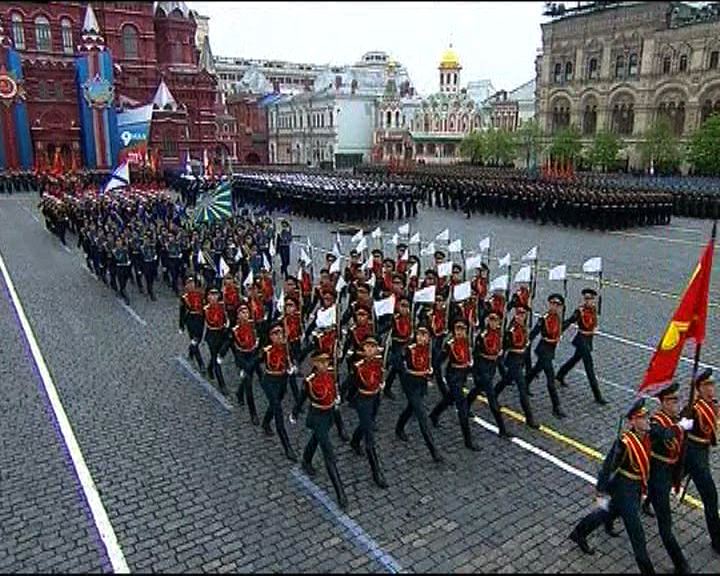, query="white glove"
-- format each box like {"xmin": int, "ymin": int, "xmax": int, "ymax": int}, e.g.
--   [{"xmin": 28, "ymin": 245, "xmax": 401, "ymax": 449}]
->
[
  {"xmin": 190, "ymin": 338, "xmax": 198, "ymax": 346},
  {"xmin": 289, "ymin": 413, "xmax": 297, "ymax": 425},
  {"xmin": 178, "ymin": 329, "xmax": 183, "ymax": 335},
  {"xmin": 216, "ymin": 356, "xmax": 223, "ymax": 366},
  {"xmin": 288, "ymin": 365, "xmax": 297, "ymax": 375},
  {"xmin": 595, "ymin": 494, "xmax": 610, "ymax": 511},
  {"xmin": 678, "ymin": 417, "xmax": 694, "ymax": 431},
  {"xmin": 238, "ymin": 370, "xmax": 246, "ymax": 381}
]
